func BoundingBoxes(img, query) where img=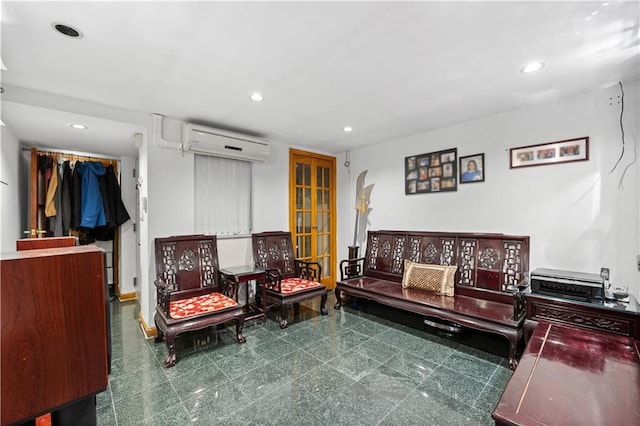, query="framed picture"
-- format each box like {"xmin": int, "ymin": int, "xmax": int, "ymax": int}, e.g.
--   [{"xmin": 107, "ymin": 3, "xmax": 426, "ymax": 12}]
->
[
  {"xmin": 510, "ymin": 136, "xmax": 589, "ymax": 169},
  {"xmin": 405, "ymin": 148, "xmax": 457, "ymax": 194},
  {"xmin": 459, "ymin": 153, "xmax": 485, "ymax": 183}
]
